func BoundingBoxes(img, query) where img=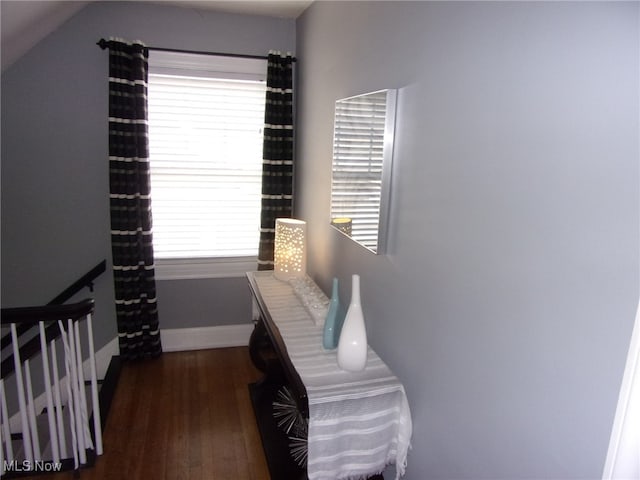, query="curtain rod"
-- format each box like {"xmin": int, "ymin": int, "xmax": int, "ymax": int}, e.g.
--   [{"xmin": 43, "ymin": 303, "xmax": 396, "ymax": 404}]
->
[{"xmin": 96, "ymin": 39, "xmax": 296, "ymax": 62}]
